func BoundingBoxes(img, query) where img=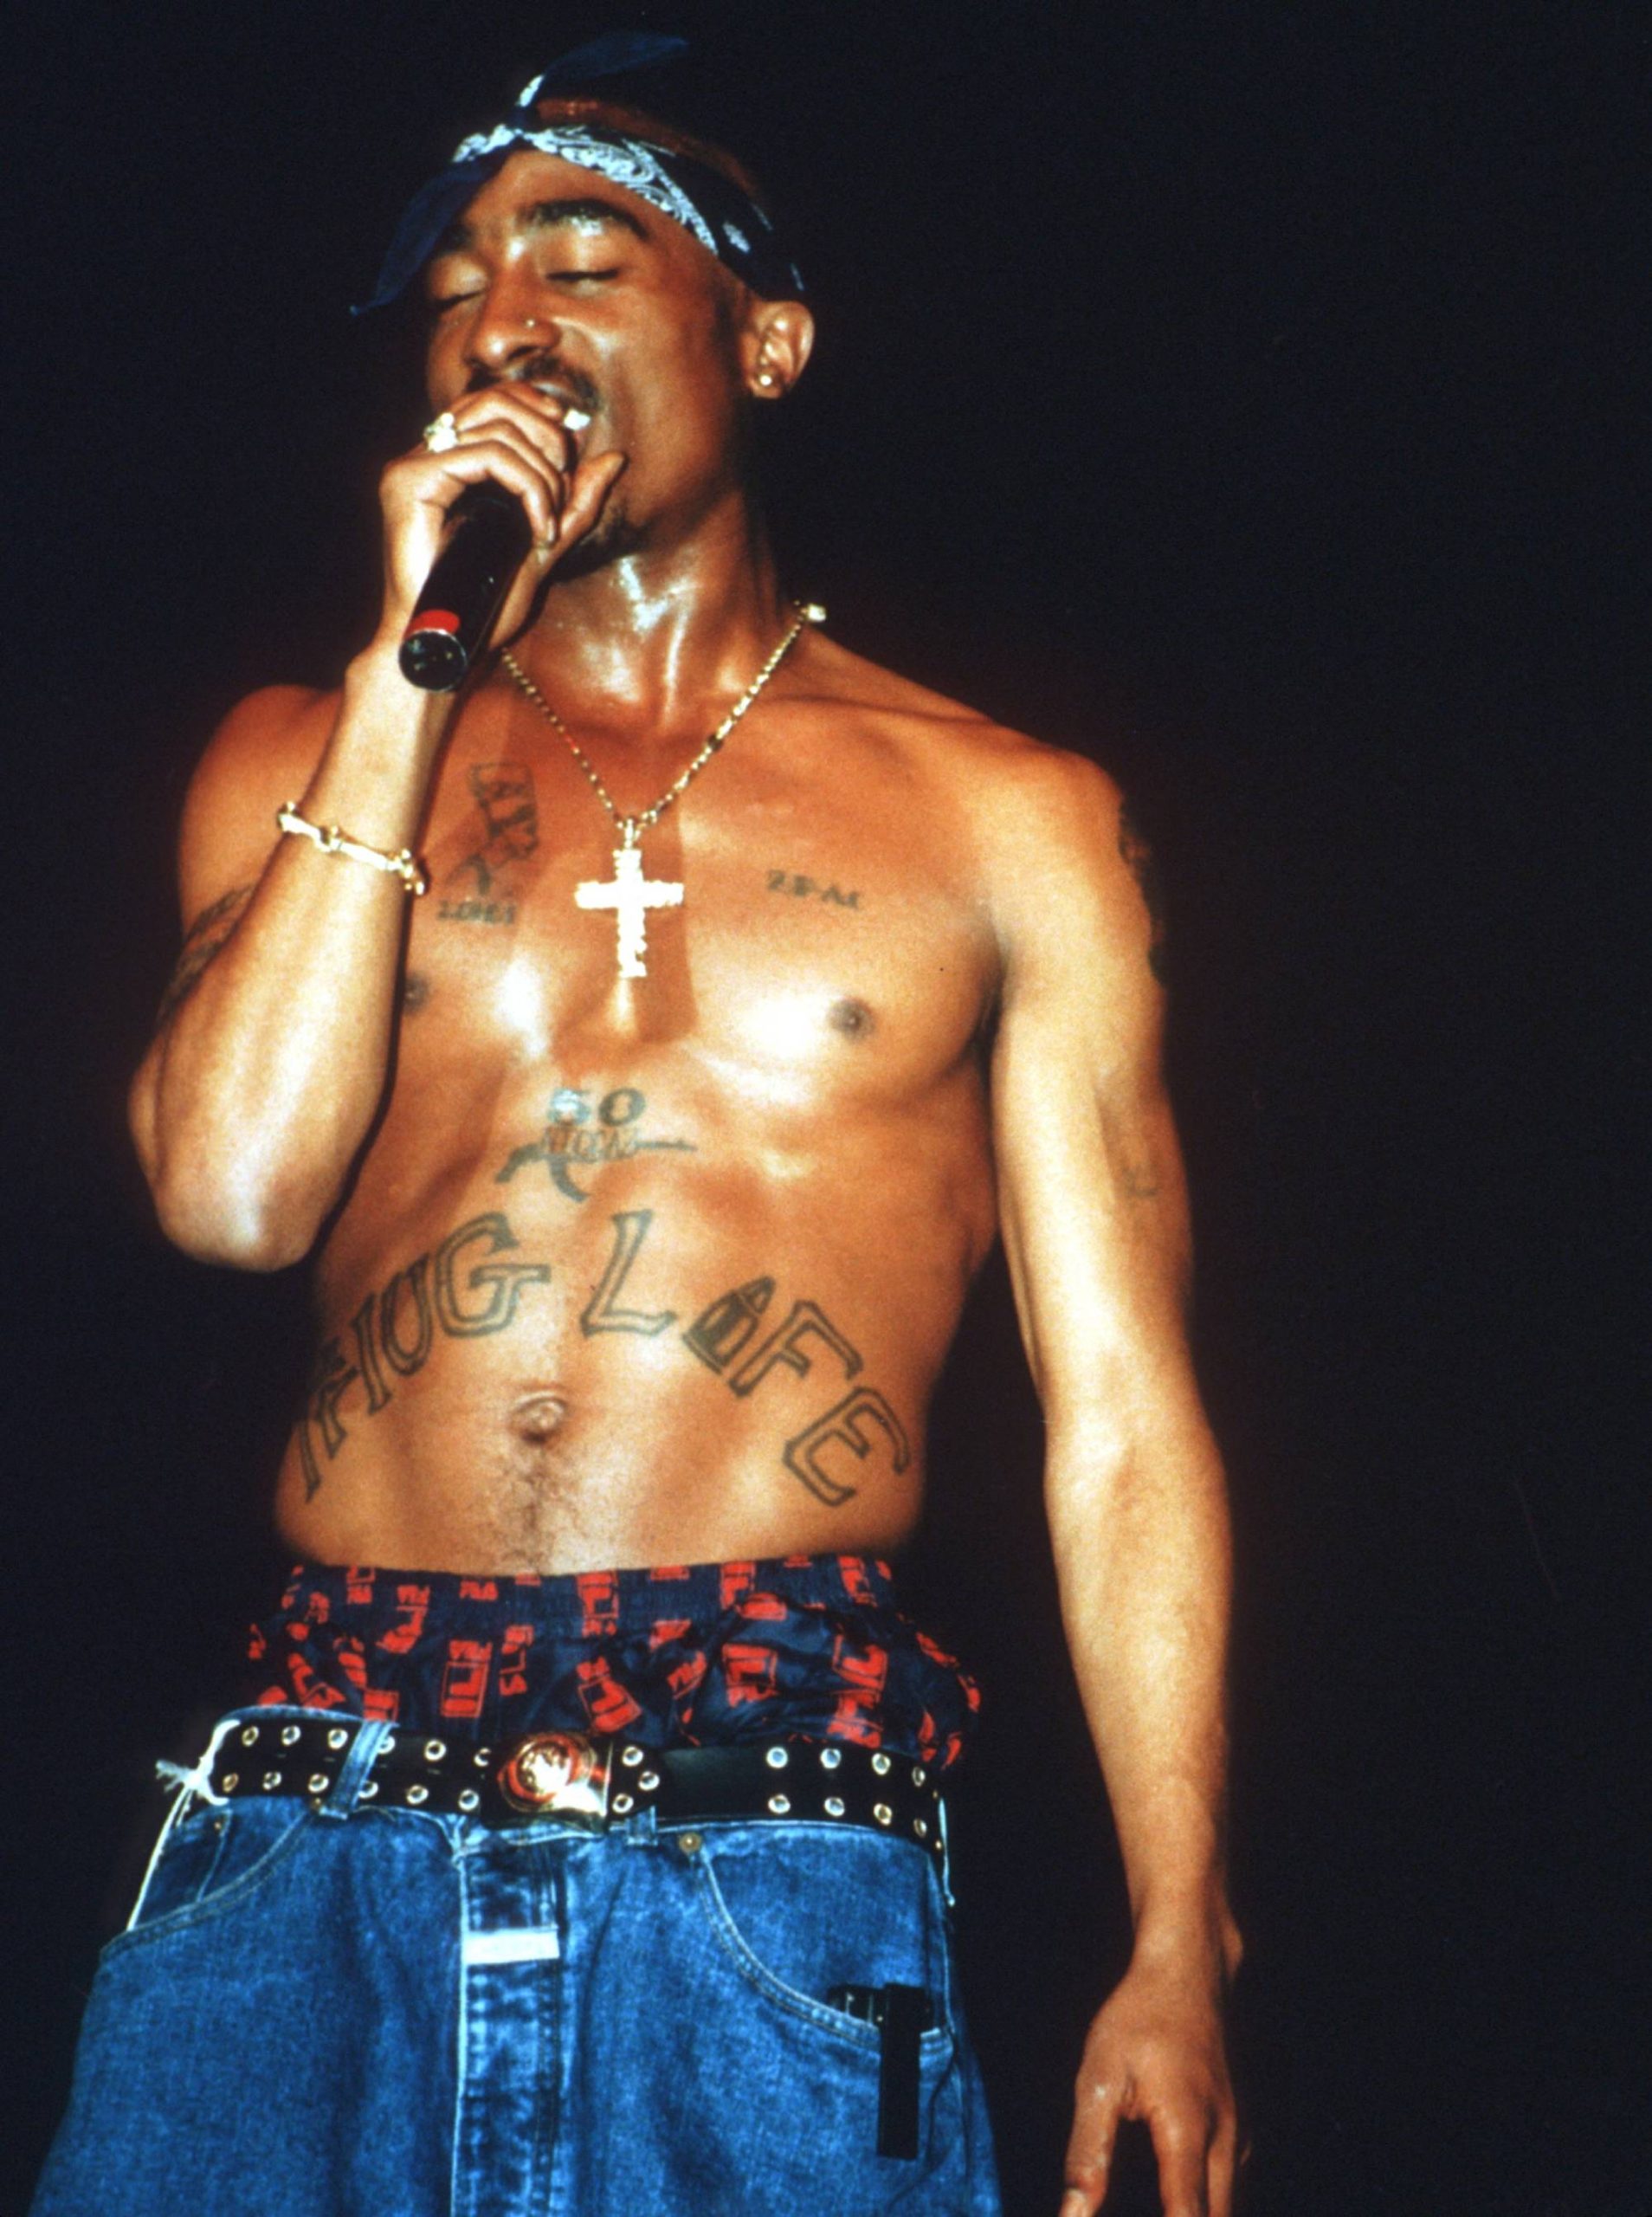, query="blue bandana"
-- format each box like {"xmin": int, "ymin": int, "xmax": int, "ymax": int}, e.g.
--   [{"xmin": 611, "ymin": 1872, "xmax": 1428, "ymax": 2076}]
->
[{"xmin": 356, "ymin": 33, "xmax": 805, "ymax": 313}]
